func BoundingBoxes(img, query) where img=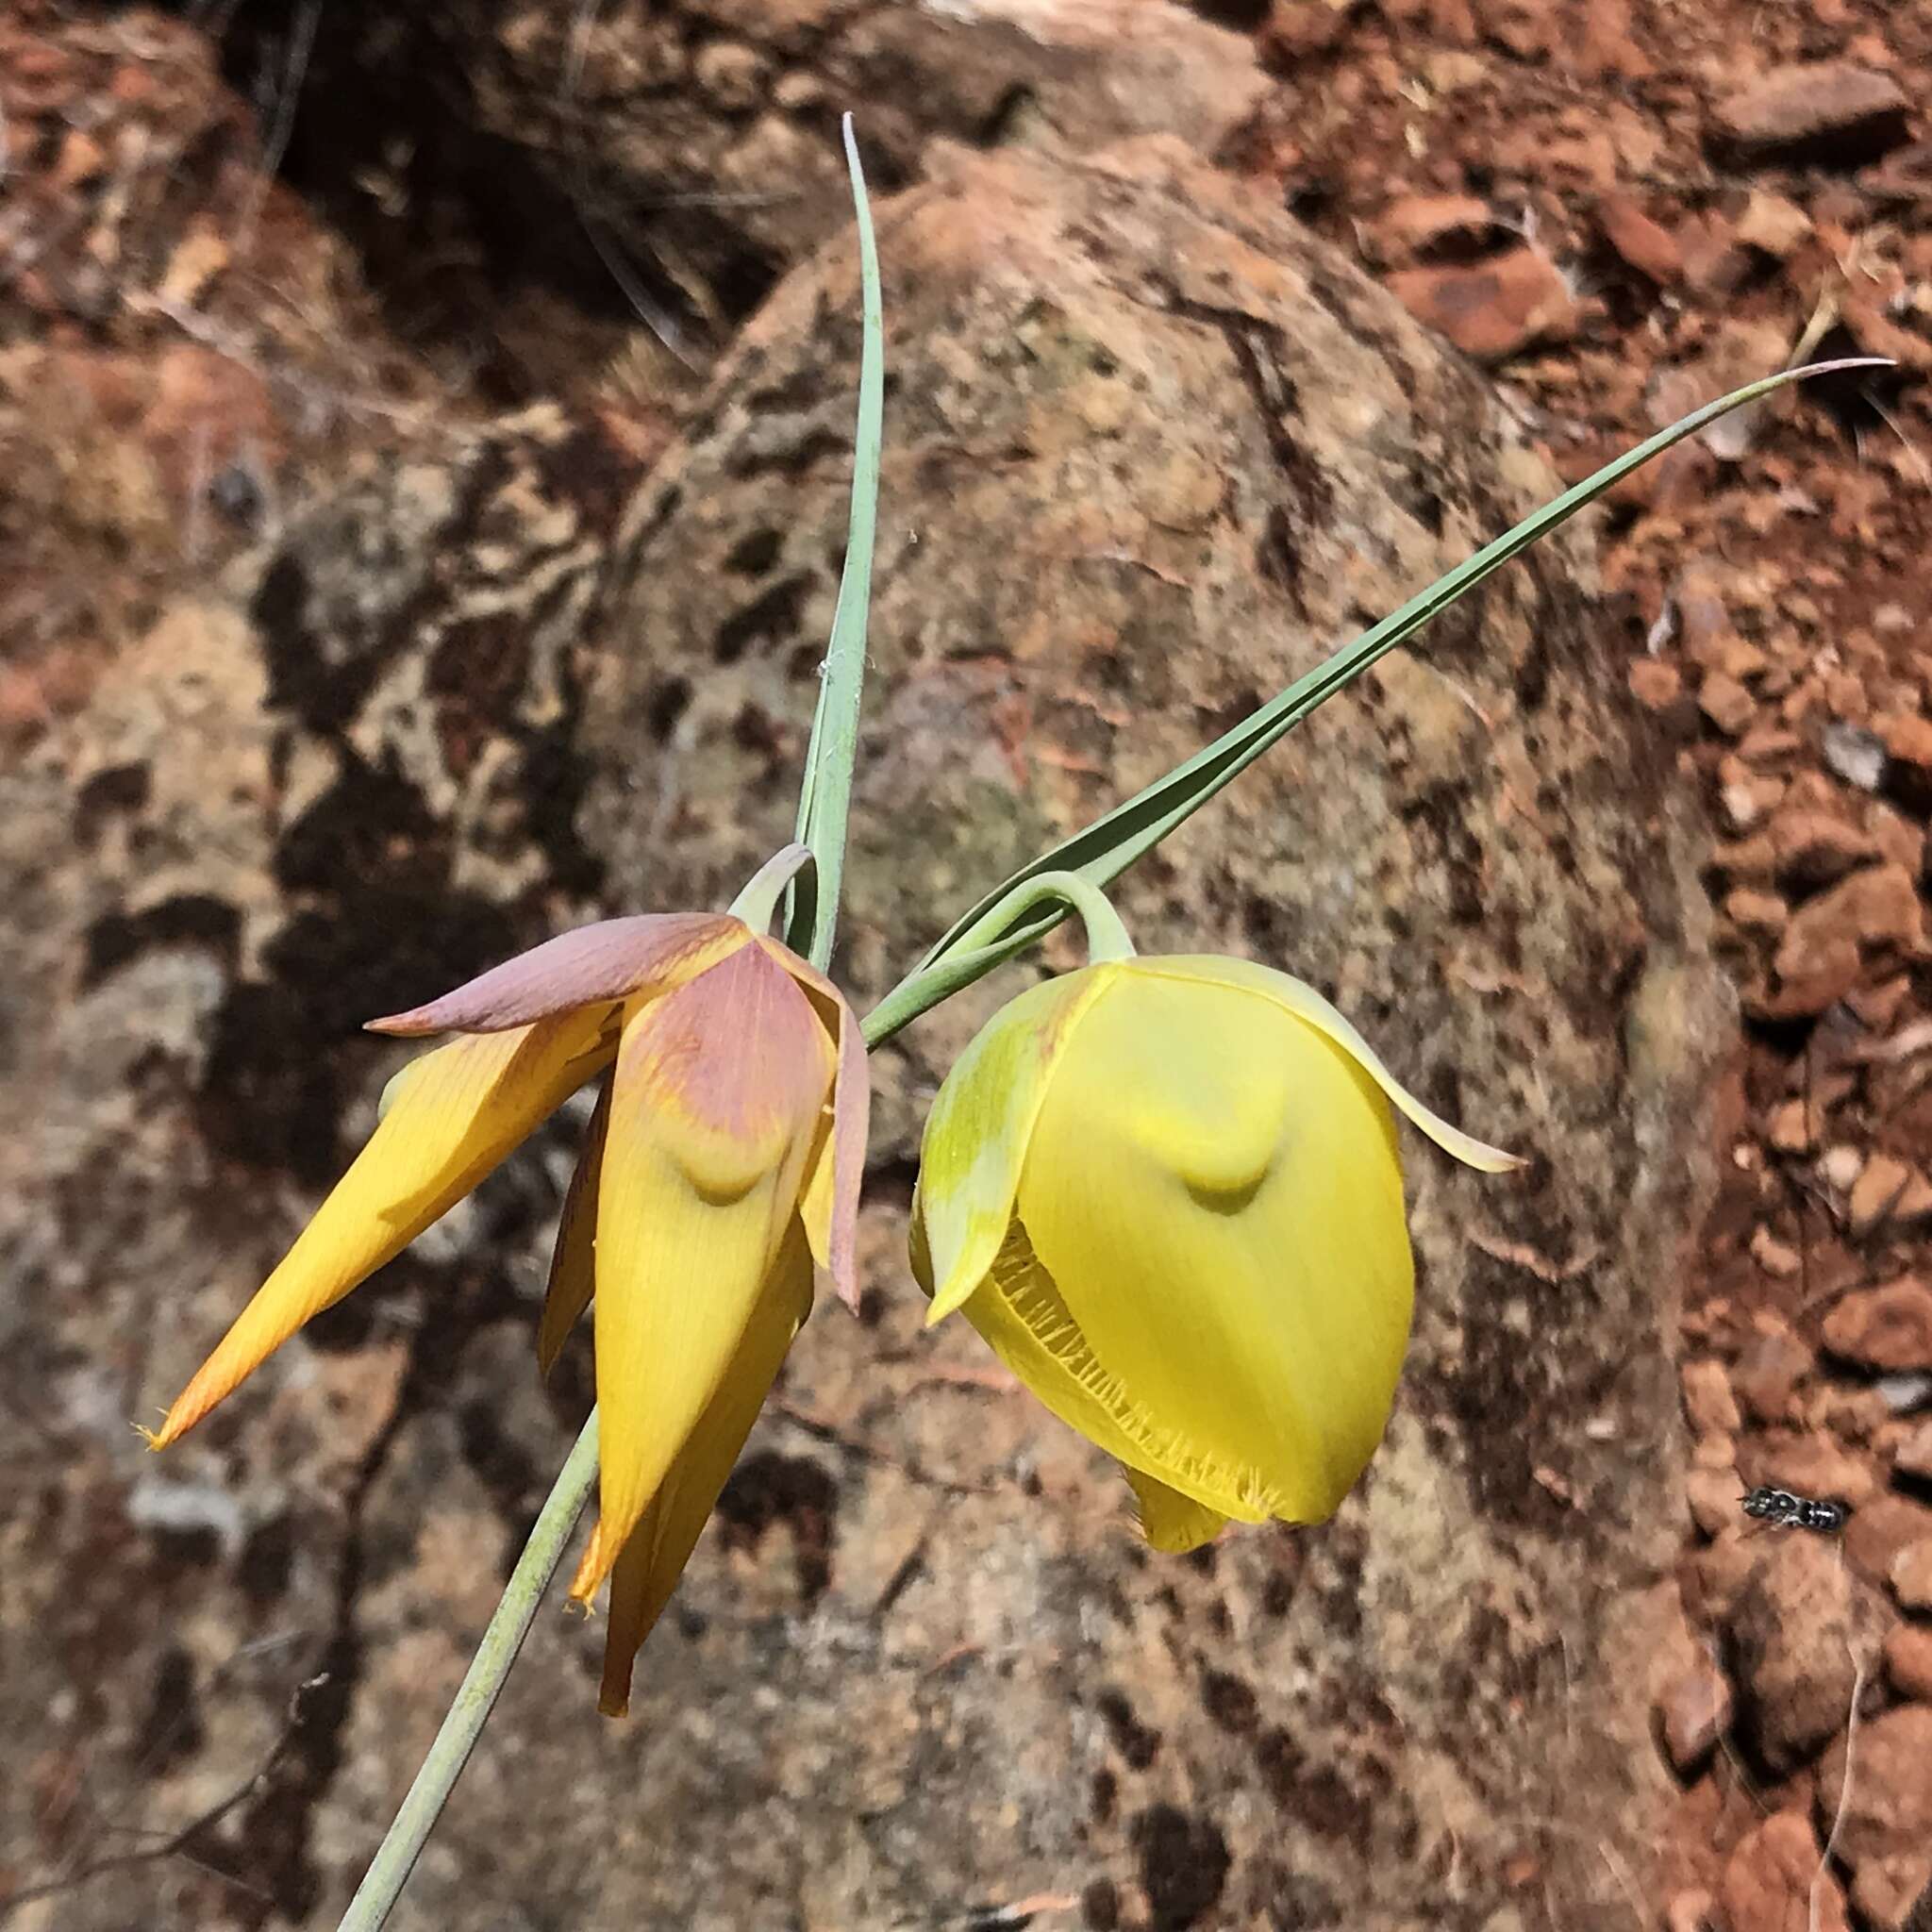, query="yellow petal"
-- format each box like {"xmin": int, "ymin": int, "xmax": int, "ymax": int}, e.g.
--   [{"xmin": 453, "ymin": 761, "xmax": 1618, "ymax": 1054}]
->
[
  {"xmin": 767, "ymin": 939, "xmax": 870, "ymax": 1314},
  {"xmin": 537, "ymin": 1075, "xmax": 610, "ymax": 1378},
  {"xmin": 1001, "ymin": 964, "xmax": 1413, "ymax": 1524},
  {"xmin": 1141, "ymin": 956, "xmax": 1524, "ymax": 1172},
  {"xmin": 1123, "ymin": 1466, "xmax": 1229, "ymax": 1555},
  {"xmin": 913, "ymin": 1182, "xmax": 1225, "ymax": 1550},
  {"xmin": 914, "ymin": 967, "xmax": 1113, "ymax": 1325},
  {"xmin": 150, "ymin": 1005, "xmax": 617, "ymax": 1447},
  {"xmin": 574, "ymin": 943, "xmax": 834, "ymax": 1598},
  {"xmin": 596, "ymin": 1221, "xmax": 812, "ymax": 1717}
]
